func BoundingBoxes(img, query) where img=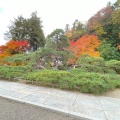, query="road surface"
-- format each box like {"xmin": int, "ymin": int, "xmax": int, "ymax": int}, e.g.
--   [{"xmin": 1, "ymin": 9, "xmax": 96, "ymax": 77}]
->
[{"xmin": 0, "ymin": 97, "xmax": 81, "ymax": 120}]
